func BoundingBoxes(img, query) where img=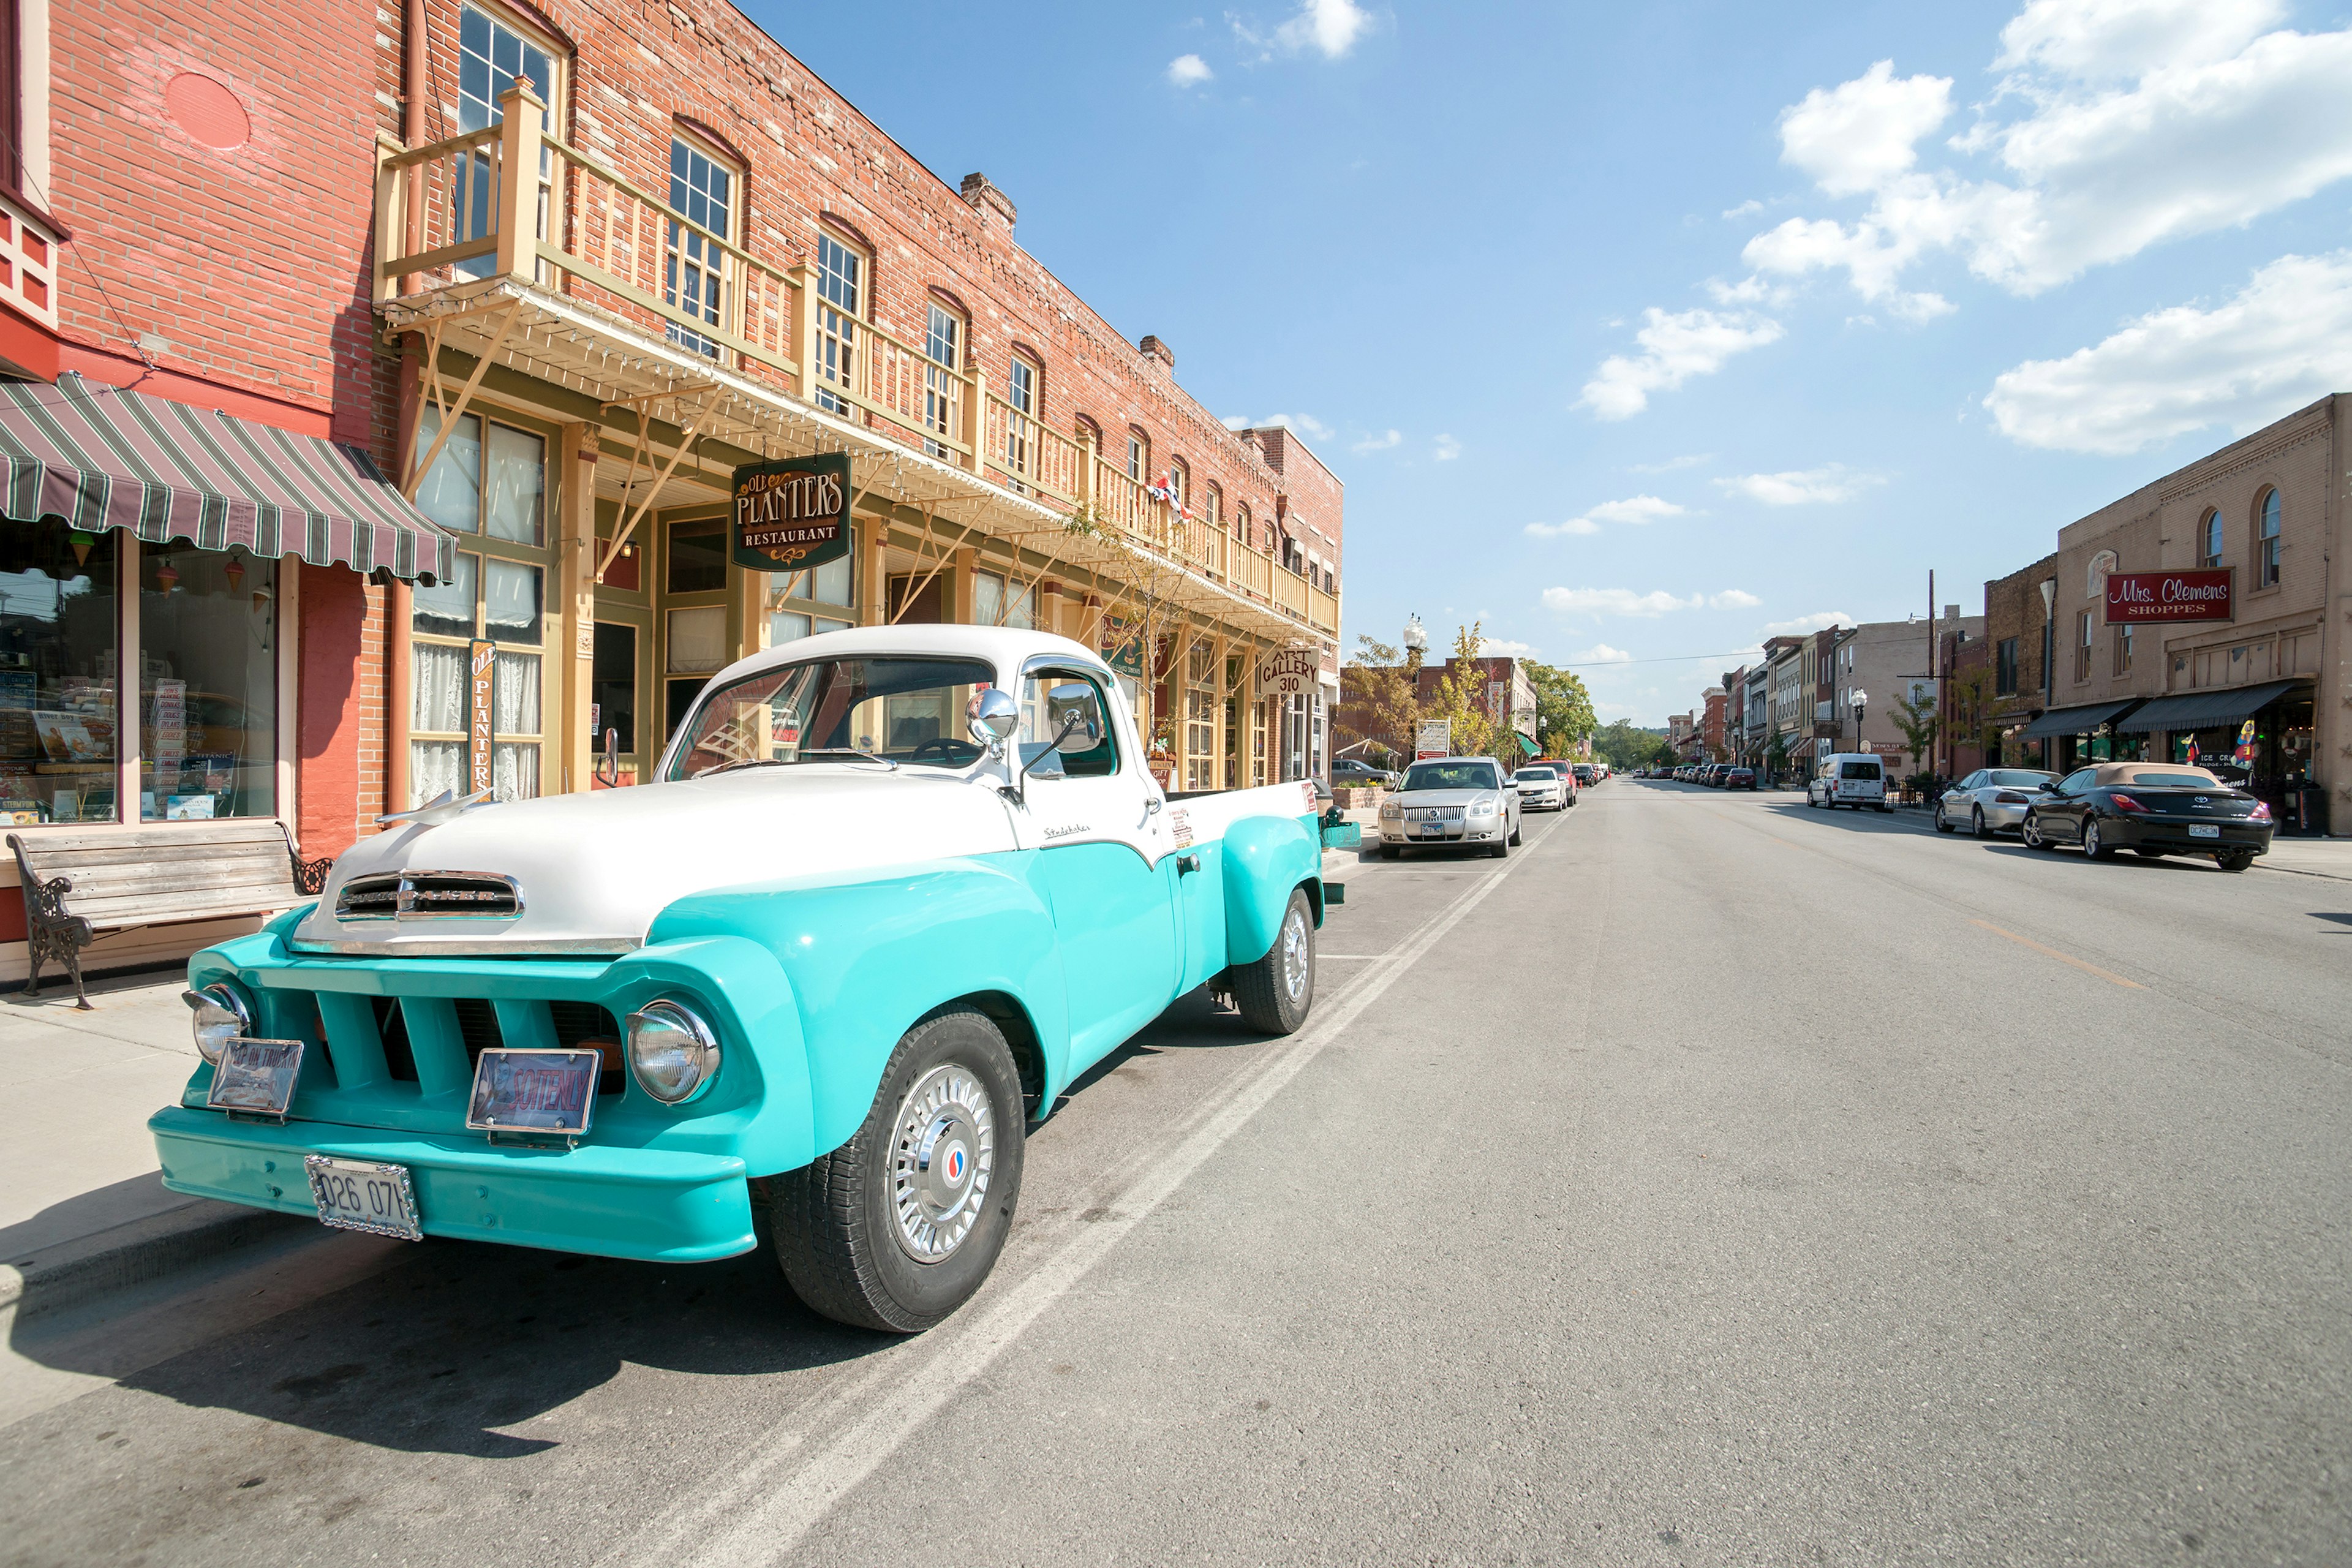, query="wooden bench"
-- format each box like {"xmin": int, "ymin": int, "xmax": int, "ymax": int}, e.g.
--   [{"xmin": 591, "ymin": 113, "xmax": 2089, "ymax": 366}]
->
[{"xmin": 7, "ymin": 821, "xmax": 331, "ymax": 1008}]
